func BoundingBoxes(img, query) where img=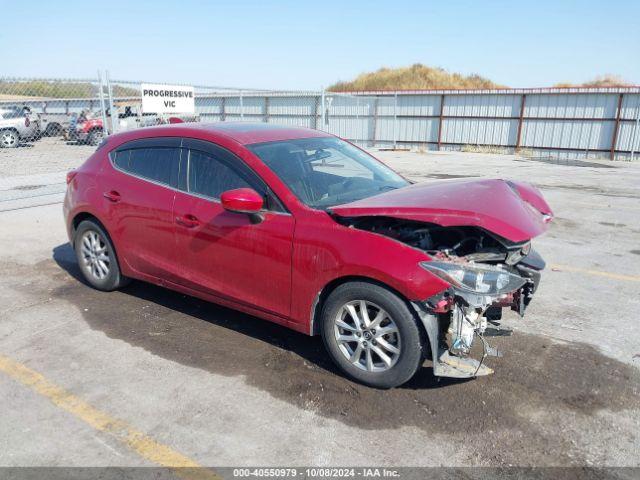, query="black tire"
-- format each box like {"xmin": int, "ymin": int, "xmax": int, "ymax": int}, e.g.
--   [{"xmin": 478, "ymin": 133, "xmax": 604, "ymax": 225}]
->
[
  {"xmin": 44, "ymin": 123, "xmax": 62, "ymax": 137},
  {"xmin": 74, "ymin": 219, "xmax": 130, "ymax": 291},
  {"xmin": 86, "ymin": 129, "xmax": 103, "ymax": 146},
  {"xmin": 321, "ymin": 281, "xmax": 425, "ymax": 388},
  {"xmin": 0, "ymin": 129, "xmax": 20, "ymax": 148}
]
